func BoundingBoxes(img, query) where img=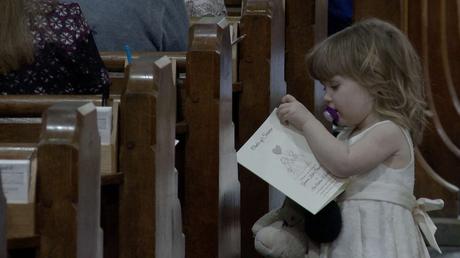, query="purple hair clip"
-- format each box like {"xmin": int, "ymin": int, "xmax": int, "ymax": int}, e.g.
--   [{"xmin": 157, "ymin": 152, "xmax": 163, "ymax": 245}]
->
[{"xmin": 323, "ymin": 106, "xmax": 339, "ymax": 125}]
